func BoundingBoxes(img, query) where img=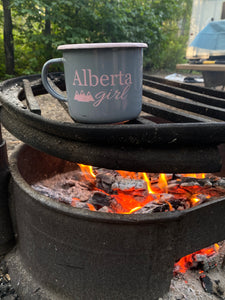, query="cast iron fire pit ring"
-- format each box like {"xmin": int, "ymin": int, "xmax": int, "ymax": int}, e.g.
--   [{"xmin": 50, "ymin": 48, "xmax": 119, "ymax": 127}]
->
[
  {"xmin": 1, "ymin": 73, "xmax": 225, "ymax": 147},
  {"xmin": 0, "ymin": 73, "xmax": 224, "ymax": 173},
  {"xmin": 6, "ymin": 144, "xmax": 225, "ymax": 300},
  {"xmin": 1, "ymin": 106, "xmax": 221, "ymax": 173},
  {"xmin": 10, "ymin": 146, "xmax": 225, "ymax": 258}
]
